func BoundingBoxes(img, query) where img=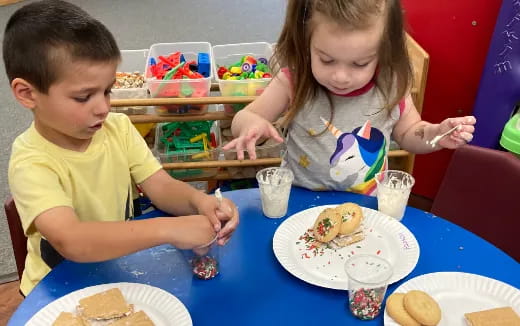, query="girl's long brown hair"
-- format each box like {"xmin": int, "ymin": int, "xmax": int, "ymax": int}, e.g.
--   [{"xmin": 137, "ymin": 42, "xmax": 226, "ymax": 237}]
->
[{"xmin": 272, "ymin": 0, "xmax": 412, "ymax": 128}]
